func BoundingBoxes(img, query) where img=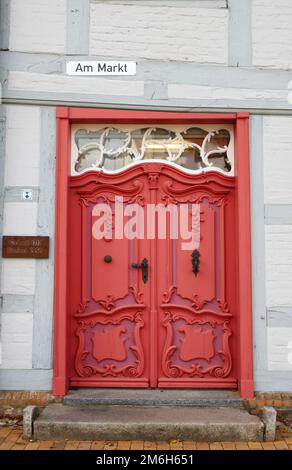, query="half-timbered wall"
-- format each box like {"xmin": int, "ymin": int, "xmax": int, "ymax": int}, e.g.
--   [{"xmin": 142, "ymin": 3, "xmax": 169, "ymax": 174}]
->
[{"xmin": 0, "ymin": 0, "xmax": 292, "ymax": 392}]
